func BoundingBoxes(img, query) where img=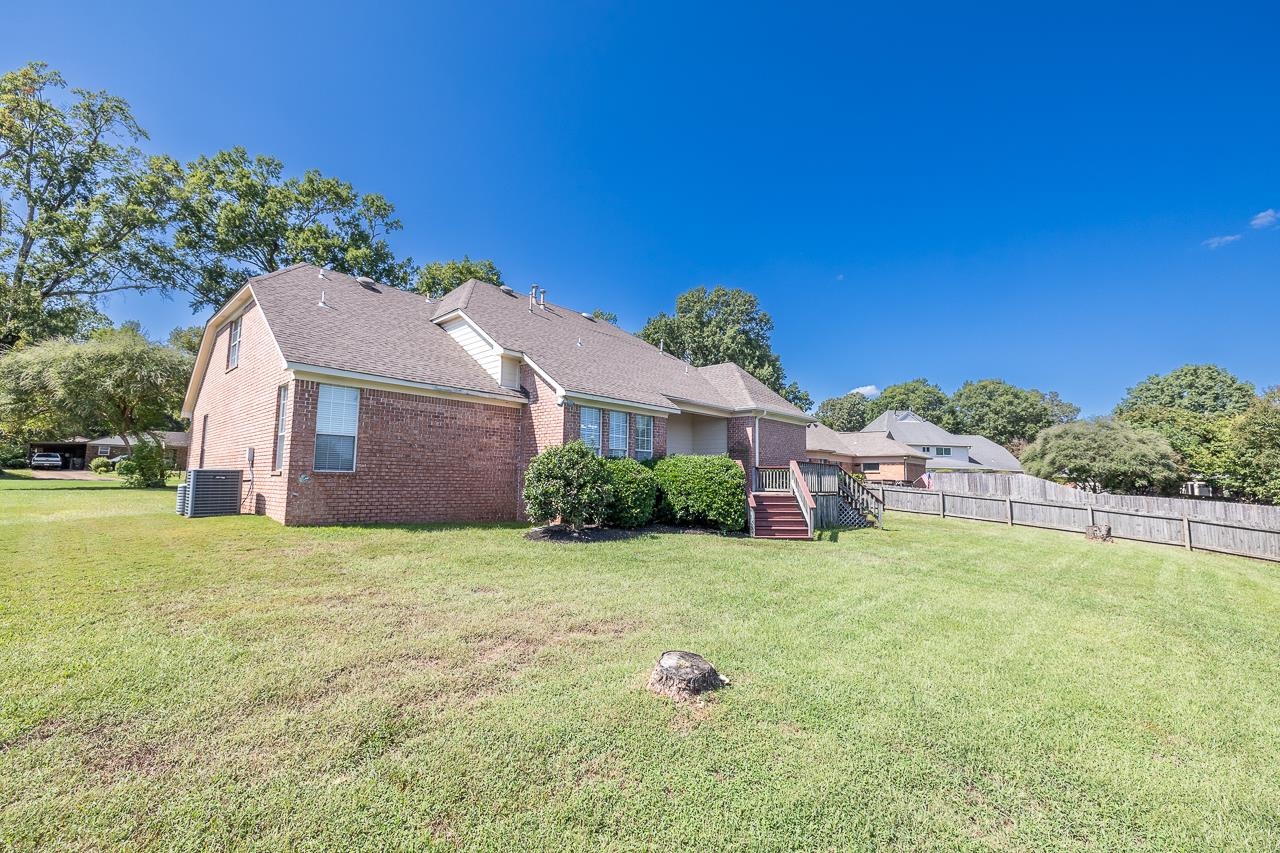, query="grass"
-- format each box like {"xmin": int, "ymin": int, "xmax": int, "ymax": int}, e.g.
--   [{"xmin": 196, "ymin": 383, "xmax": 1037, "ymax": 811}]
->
[{"xmin": 2, "ymin": 473, "xmax": 1278, "ymax": 851}]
